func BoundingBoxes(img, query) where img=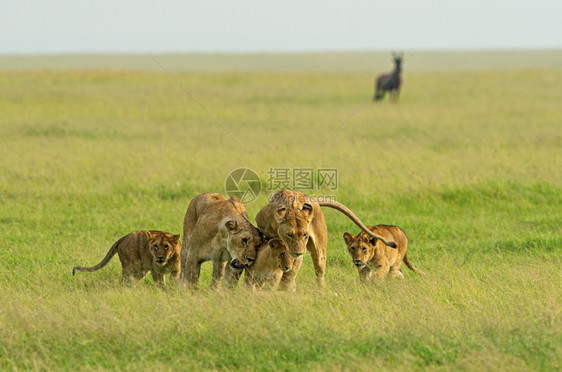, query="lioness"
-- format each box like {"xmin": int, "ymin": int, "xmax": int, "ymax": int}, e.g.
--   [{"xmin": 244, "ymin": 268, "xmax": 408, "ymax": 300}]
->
[
  {"xmin": 255, "ymin": 189, "xmax": 397, "ymax": 291},
  {"xmin": 343, "ymin": 225, "xmax": 425, "ymax": 281},
  {"xmin": 72, "ymin": 231, "xmax": 182, "ymax": 284},
  {"xmin": 242, "ymin": 237, "xmax": 295, "ymax": 290},
  {"xmin": 182, "ymin": 193, "xmax": 262, "ymax": 288}
]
